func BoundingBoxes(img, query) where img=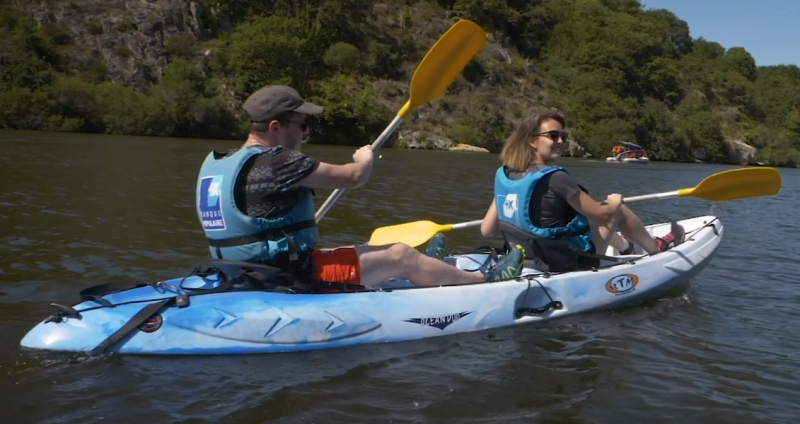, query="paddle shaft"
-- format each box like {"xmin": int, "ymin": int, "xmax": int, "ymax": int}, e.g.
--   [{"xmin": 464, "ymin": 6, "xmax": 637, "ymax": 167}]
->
[
  {"xmin": 600, "ymin": 189, "xmax": 691, "ymax": 205},
  {"xmin": 403, "ymin": 193, "xmax": 680, "ymax": 238},
  {"xmin": 428, "ymin": 192, "xmax": 680, "ymax": 235},
  {"xmin": 314, "ymin": 115, "xmax": 403, "ymax": 224},
  {"xmin": 450, "ymin": 219, "xmax": 483, "ymax": 230},
  {"xmin": 620, "ymin": 190, "xmax": 680, "ymax": 203}
]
